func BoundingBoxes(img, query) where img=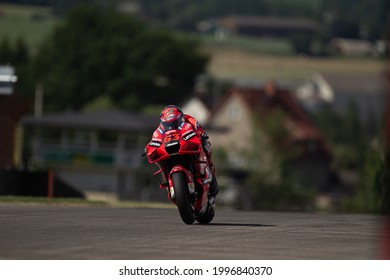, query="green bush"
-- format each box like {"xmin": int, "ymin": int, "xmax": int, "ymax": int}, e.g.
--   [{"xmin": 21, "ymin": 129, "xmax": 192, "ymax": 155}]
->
[
  {"xmin": 337, "ymin": 147, "xmax": 388, "ymax": 214},
  {"xmin": 244, "ymin": 171, "xmax": 315, "ymax": 211}
]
